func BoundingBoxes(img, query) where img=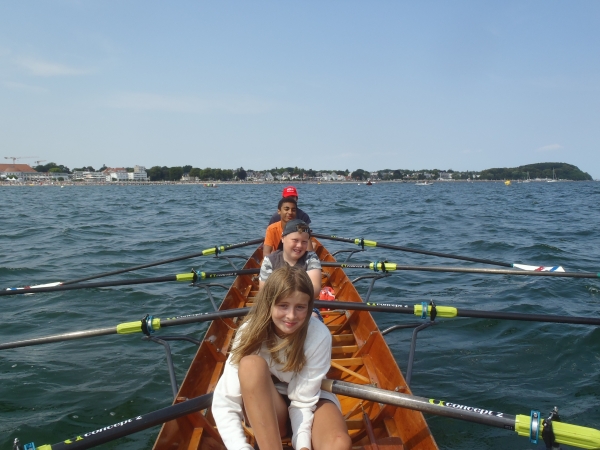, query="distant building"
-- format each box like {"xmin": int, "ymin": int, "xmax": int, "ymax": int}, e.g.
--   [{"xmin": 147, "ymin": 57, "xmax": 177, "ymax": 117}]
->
[
  {"xmin": 264, "ymin": 172, "xmax": 274, "ymax": 181},
  {"xmin": 129, "ymin": 165, "xmax": 148, "ymax": 181},
  {"xmin": 438, "ymin": 171, "xmax": 454, "ymax": 181},
  {"xmin": 0, "ymin": 164, "xmax": 38, "ymax": 181},
  {"xmin": 103, "ymin": 167, "xmax": 129, "ymax": 182}
]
